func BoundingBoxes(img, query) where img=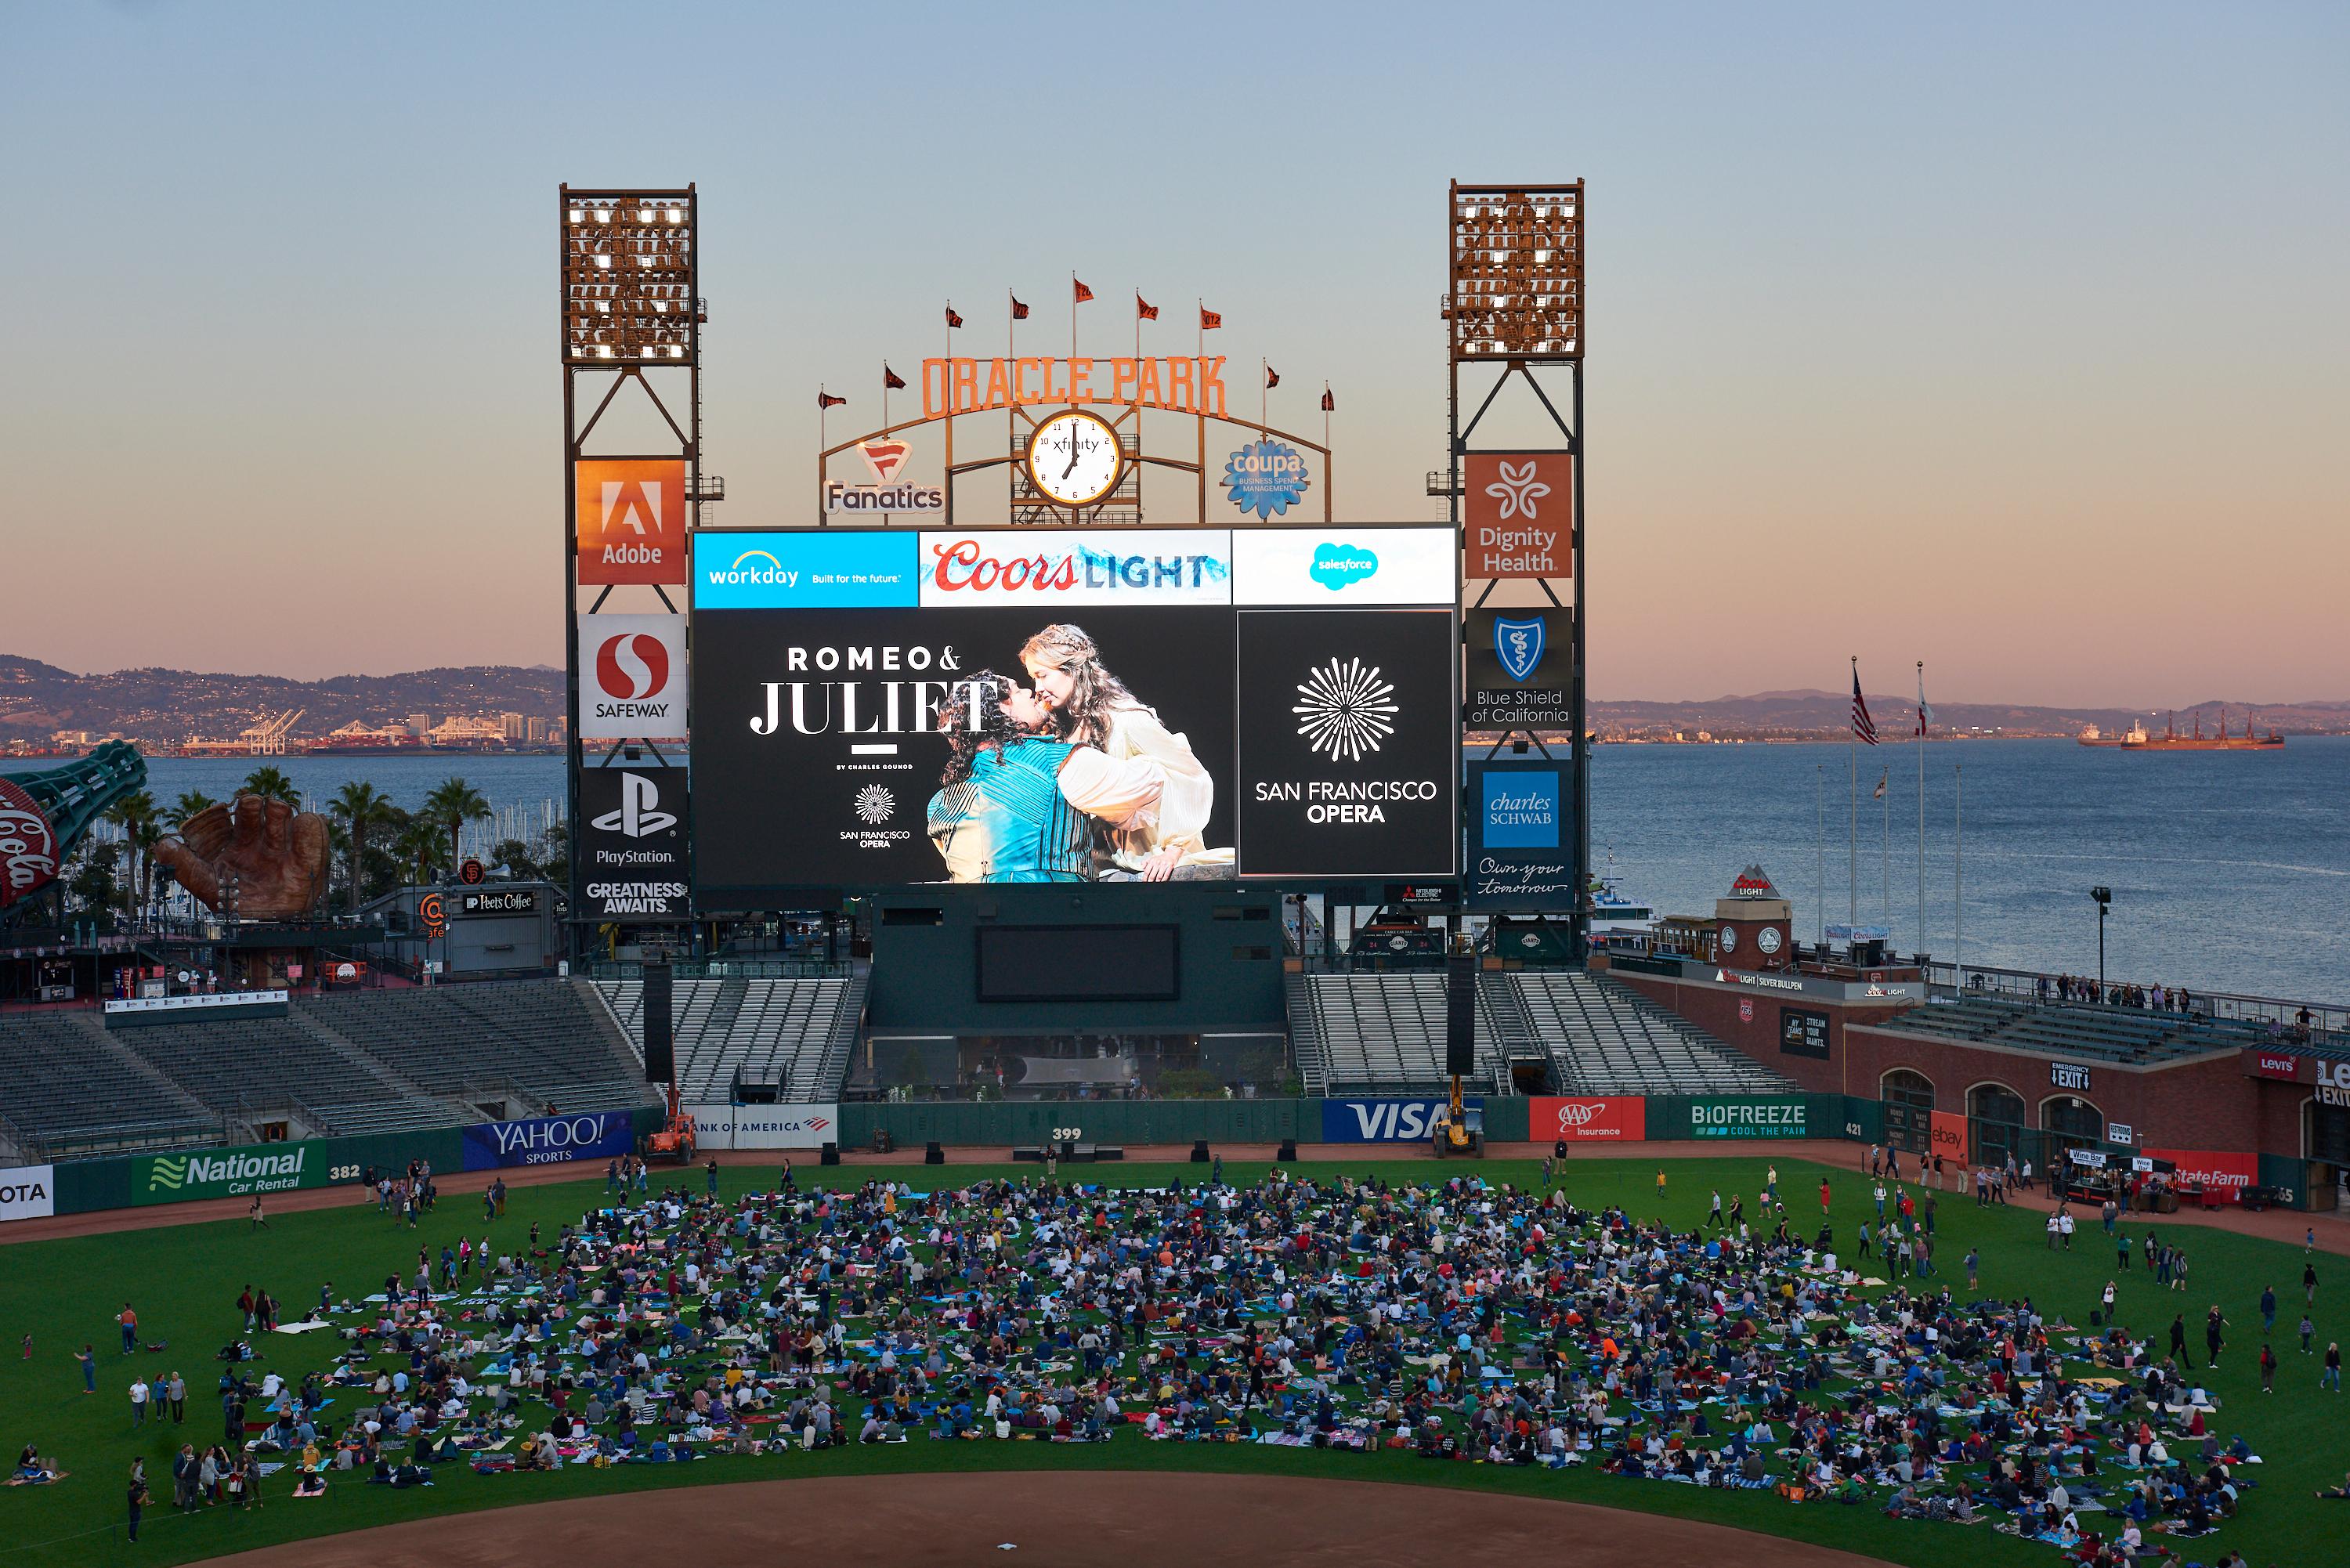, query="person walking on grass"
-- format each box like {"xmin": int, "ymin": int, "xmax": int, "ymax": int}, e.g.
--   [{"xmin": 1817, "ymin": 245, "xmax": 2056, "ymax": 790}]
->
[
  {"xmin": 2206, "ymin": 1305, "xmax": 2228, "ymax": 1367},
  {"xmin": 2325, "ymin": 1341, "xmax": 2341, "ymax": 1393},
  {"xmin": 2308, "ymin": 1259, "xmax": 2319, "ymax": 1305},
  {"xmin": 2302, "ymin": 1313, "xmax": 2317, "ymax": 1355},
  {"xmin": 2261, "ymin": 1284, "xmax": 2277, "ymax": 1336},
  {"xmin": 167, "ymin": 1371, "xmax": 185, "ymax": 1424},
  {"xmin": 2170, "ymin": 1313, "xmax": 2193, "ymax": 1369},
  {"xmin": 1965, "ymin": 1247, "xmax": 1979, "ymax": 1290},
  {"xmin": 127, "ymin": 1465, "xmax": 149, "ymax": 1545},
  {"xmin": 2260, "ymin": 1341, "xmax": 2276, "ymax": 1393},
  {"xmin": 1707, "ymin": 1190, "xmax": 1724, "ymax": 1229},
  {"xmin": 130, "ymin": 1374, "xmax": 149, "ymax": 1429}
]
